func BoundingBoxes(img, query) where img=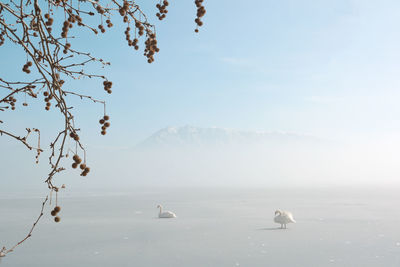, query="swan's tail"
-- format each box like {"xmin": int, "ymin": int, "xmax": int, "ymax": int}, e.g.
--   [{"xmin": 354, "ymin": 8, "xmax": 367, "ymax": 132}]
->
[{"xmin": 287, "ymin": 213, "xmax": 296, "ymax": 223}]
